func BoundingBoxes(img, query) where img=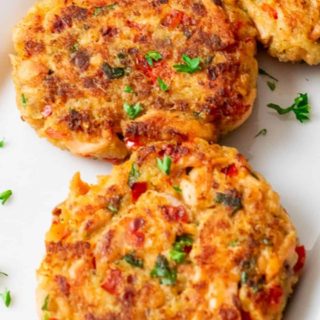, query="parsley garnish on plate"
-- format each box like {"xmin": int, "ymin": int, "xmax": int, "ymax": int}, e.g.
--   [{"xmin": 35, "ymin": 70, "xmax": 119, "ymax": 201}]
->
[
  {"xmin": 157, "ymin": 77, "xmax": 169, "ymax": 92},
  {"xmin": 174, "ymin": 54, "xmax": 202, "ymax": 74},
  {"xmin": 0, "ymin": 190, "xmax": 12, "ymax": 205},
  {"xmin": 145, "ymin": 51, "xmax": 162, "ymax": 66},
  {"xmin": 0, "ymin": 289, "xmax": 11, "ymax": 308},
  {"xmin": 258, "ymin": 68, "xmax": 278, "ymax": 82},
  {"xmin": 151, "ymin": 255, "xmax": 177, "ymax": 285},
  {"xmin": 255, "ymin": 128, "xmax": 267, "ymax": 138},
  {"xmin": 267, "ymin": 93, "xmax": 311, "ymax": 123},
  {"xmin": 123, "ymin": 102, "xmax": 143, "ymax": 119},
  {"xmin": 157, "ymin": 155, "xmax": 172, "ymax": 175},
  {"xmin": 0, "ymin": 140, "xmax": 4, "ymax": 148},
  {"xmin": 123, "ymin": 253, "xmax": 144, "ymax": 268},
  {"xmin": 267, "ymin": 81, "xmax": 276, "ymax": 91},
  {"xmin": 170, "ymin": 234, "xmax": 193, "ymax": 263}
]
